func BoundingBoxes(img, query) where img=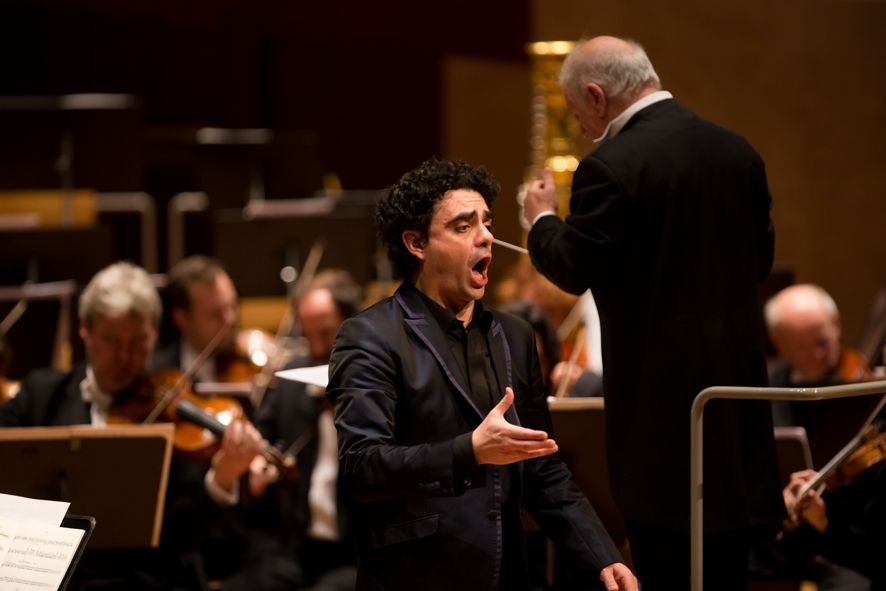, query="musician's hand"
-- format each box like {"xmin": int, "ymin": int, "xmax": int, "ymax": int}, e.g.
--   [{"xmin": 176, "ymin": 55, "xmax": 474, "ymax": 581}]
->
[
  {"xmin": 472, "ymin": 387, "xmax": 558, "ymax": 465},
  {"xmin": 783, "ymin": 469, "xmax": 829, "ymax": 532},
  {"xmin": 783, "ymin": 469, "xmax": 815, "ymax": 514},
  {"xmin": 550, "ymin": 360, "xmax": 584, "ymax": 395},
  {"xmin": 248, "ymin": 455, "xmax": 280, "ymax": 497},
  {"xmin": 212, "ymin": 420, "xmax": 264, "ymax": 492},
  {"xmin": 522, "ymin": 169, "xmax": 558, "ymax": 227},
  {"xmin": 599, "ymin": 562, "xmax": 639, "ymax": 591},
  {"xmin": 795, "ymin": 489, "xmax": 828, "ymax": 533}
]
